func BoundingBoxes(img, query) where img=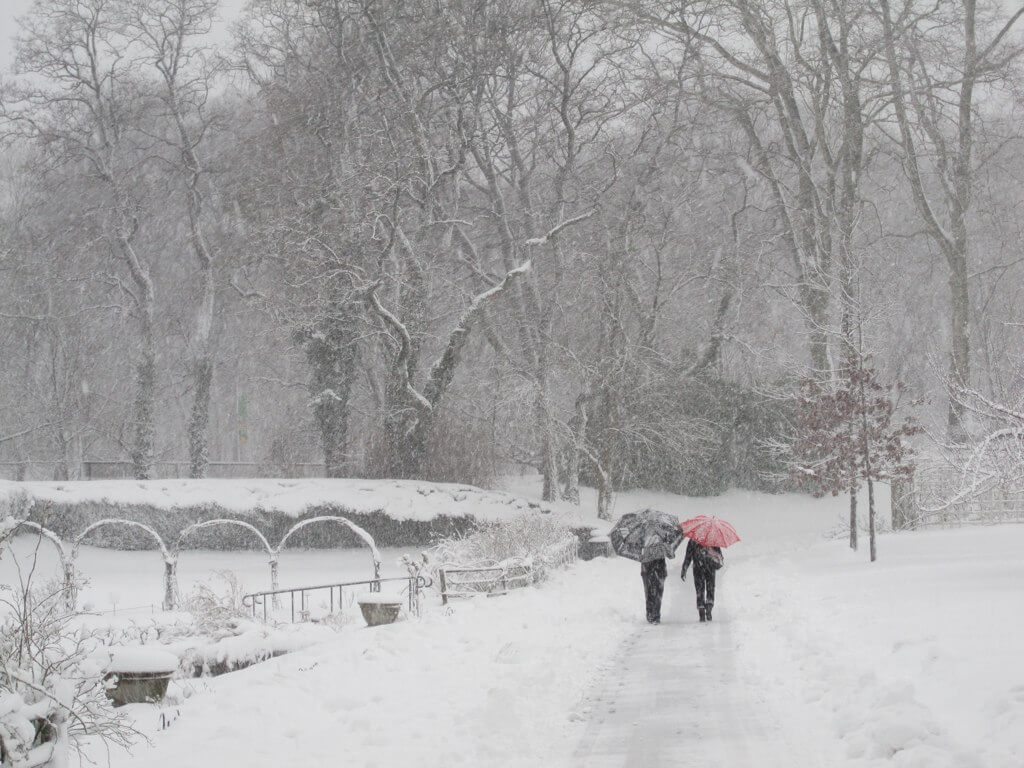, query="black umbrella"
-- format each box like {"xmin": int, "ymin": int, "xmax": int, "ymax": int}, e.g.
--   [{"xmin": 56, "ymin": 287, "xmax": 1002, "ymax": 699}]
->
[{"xmin": 609, "ymin": 508, "xmax": 683, "ymax": 562}]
